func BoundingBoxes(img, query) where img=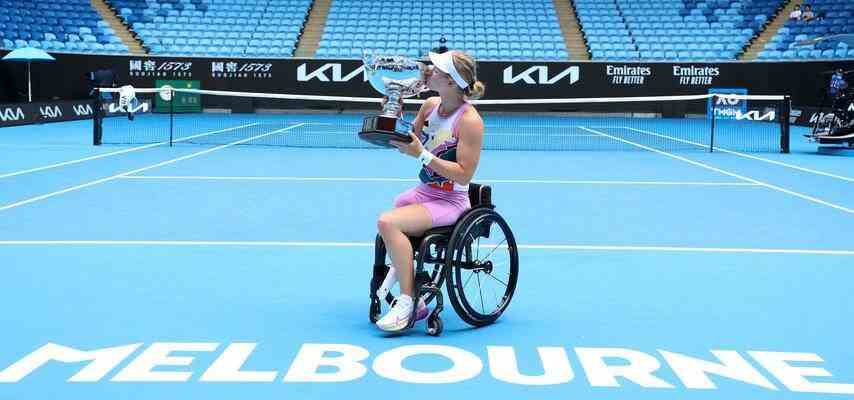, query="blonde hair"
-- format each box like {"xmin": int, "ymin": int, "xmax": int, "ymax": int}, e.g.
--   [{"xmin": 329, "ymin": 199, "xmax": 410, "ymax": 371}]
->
[{"xmin": 451, "ymin": 51, "xmax": 486, "ymax": 100}]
